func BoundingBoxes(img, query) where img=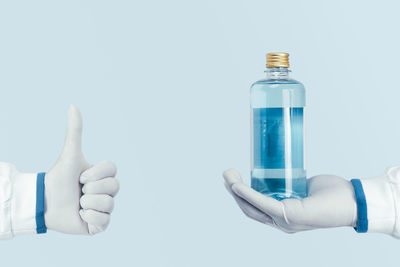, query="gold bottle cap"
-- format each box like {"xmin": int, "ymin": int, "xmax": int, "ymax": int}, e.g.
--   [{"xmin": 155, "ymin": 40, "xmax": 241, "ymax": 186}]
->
[{"xmin": 266, "ymin": 52, "xmax": 289, "ymax": 68}]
